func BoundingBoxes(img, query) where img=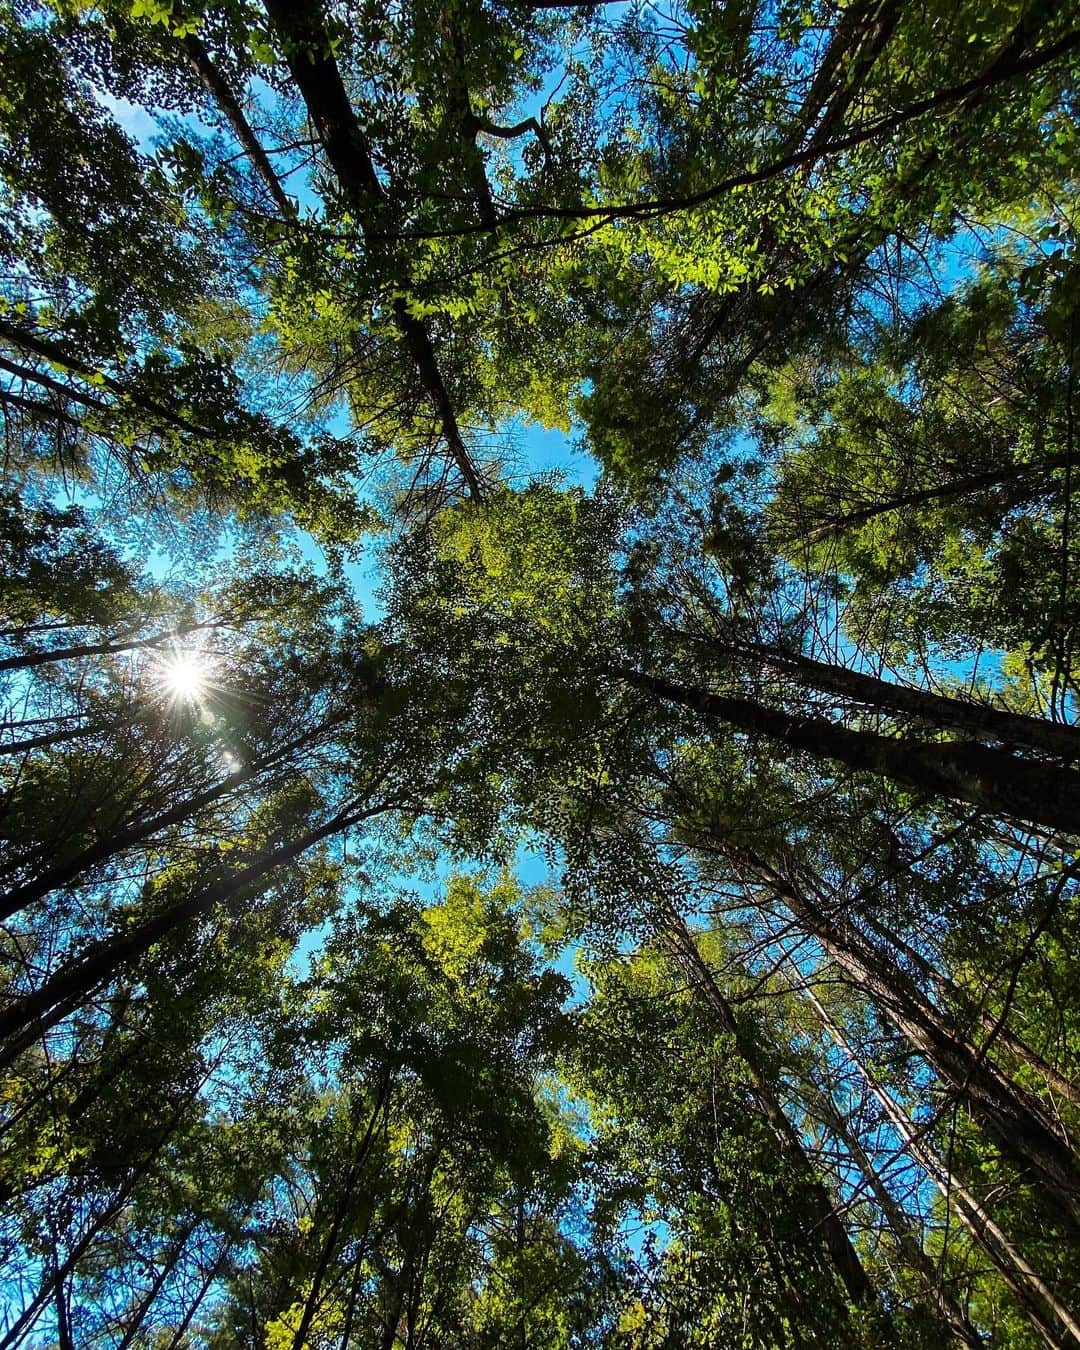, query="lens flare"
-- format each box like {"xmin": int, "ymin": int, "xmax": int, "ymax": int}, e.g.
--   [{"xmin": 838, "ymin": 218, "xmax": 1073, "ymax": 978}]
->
[{"xmin": 162, "ymin": 652, "xmax": 209, "ymax": 703}]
